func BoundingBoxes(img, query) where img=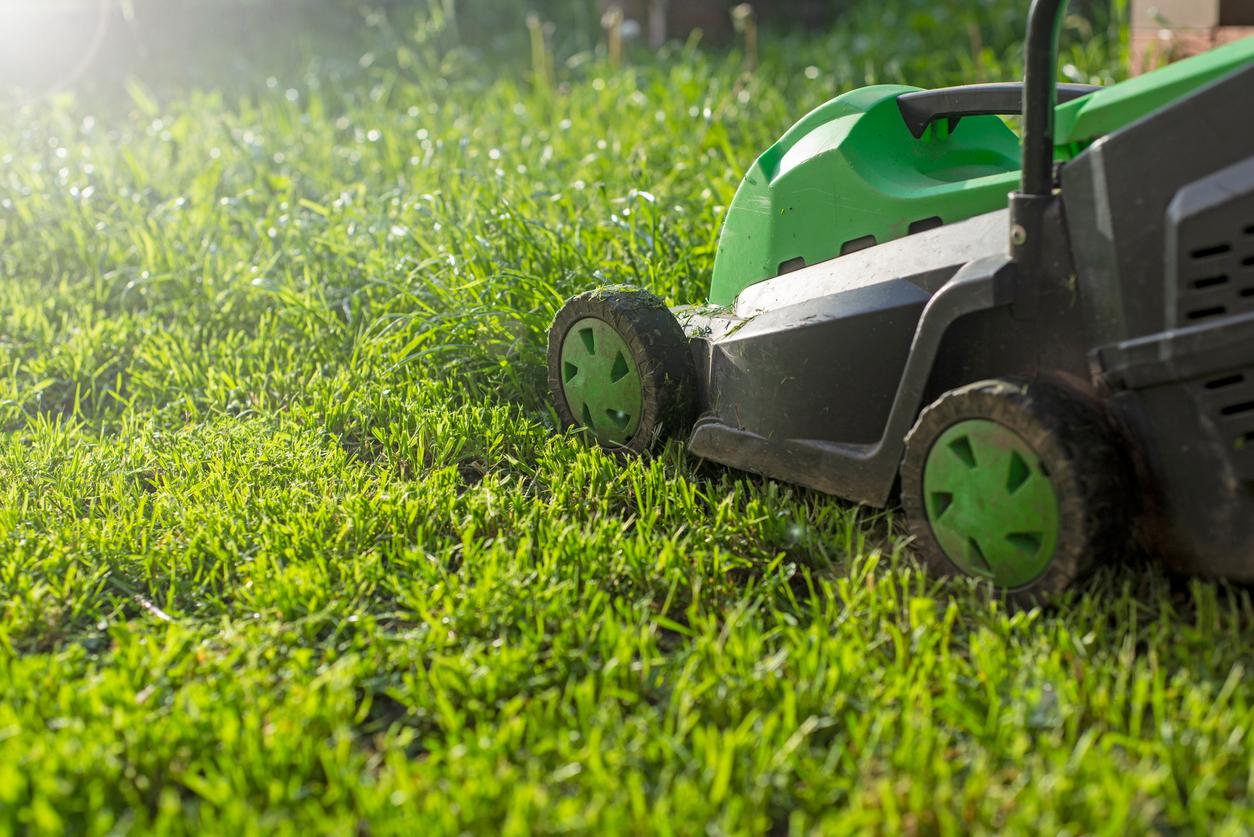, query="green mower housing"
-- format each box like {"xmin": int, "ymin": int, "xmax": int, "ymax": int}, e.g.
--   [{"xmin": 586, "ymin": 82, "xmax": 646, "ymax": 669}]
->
[{"xmin": 548, "ymin": 0, "xmax": 1254, "ymax": 601}]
